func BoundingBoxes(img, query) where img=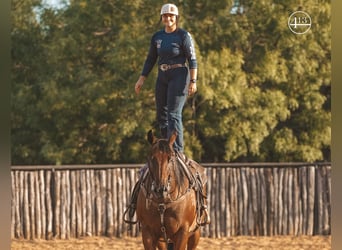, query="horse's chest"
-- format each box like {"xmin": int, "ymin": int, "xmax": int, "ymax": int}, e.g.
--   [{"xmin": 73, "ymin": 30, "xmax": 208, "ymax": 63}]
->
[{"xmin": 138, "ymin": 192, "xmax": 197, "ymax": 227}]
